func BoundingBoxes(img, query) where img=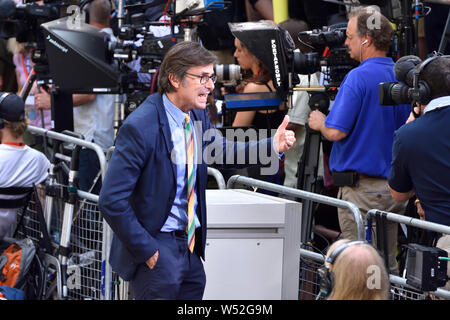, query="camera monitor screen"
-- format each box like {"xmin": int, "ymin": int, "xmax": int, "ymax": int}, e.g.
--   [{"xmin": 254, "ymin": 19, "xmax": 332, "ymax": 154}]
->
[{"xmin": 41, "ymin": 17, "xmax": 120, "ymax": 93}]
